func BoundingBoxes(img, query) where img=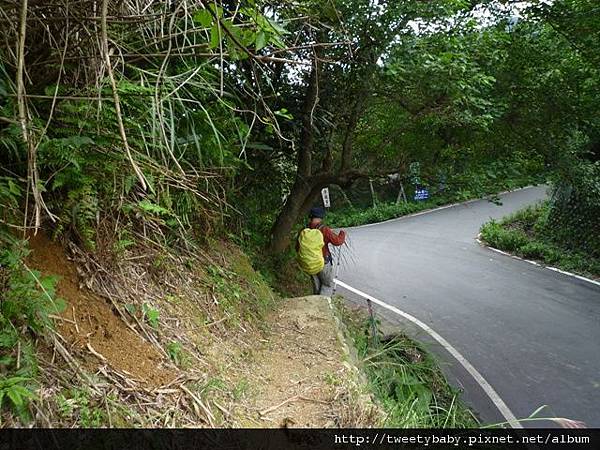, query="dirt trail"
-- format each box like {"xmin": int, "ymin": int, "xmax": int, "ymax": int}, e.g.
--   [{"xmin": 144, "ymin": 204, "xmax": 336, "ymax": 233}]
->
[
  {"xmin": 23, "ymin": 234, "xmax": 376, "ymax": 426},
  {"xmin": 27, "ymin": 233, "xmax": 175, "ymax": 388},
  {"xmin": 234, "ymin": 295, "xmax": 377, "ymax": 428}
]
